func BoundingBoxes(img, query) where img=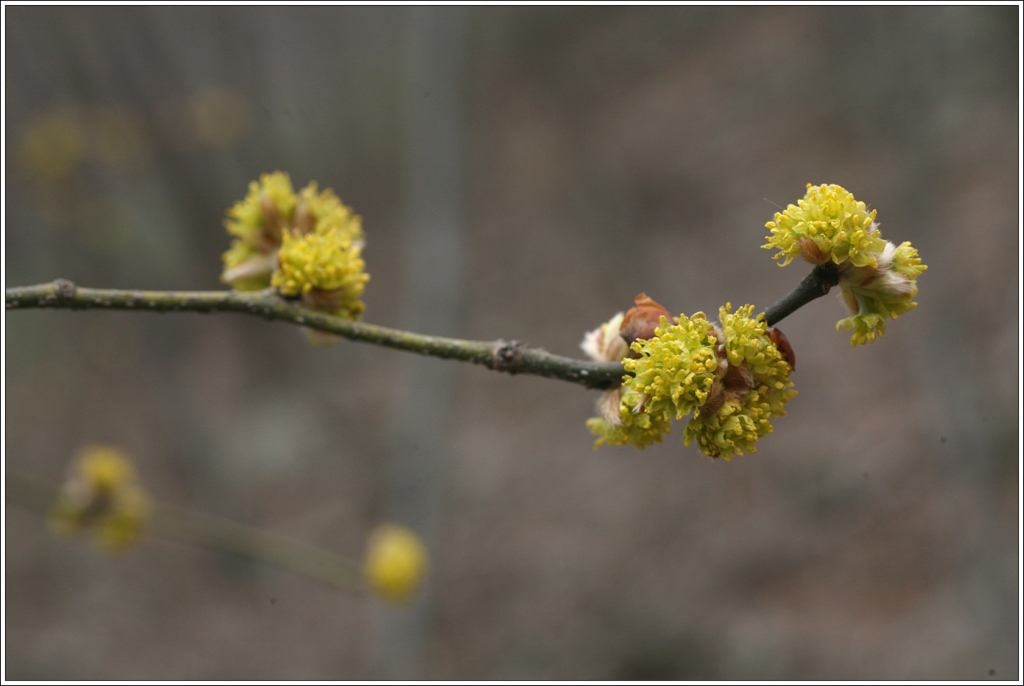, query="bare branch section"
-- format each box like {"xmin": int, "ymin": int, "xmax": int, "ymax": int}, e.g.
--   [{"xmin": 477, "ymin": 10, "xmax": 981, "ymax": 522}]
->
[
  {"xmin": 5, "ymin": 280, "xmax": 626, "ymax": 390},
  {"xmin": 763, "ymin": 262, "xmax": 840, "ymax": 327},
  {"xmin": 6, "ymin": 267, "xmax": 830, "ymax": 391}
]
